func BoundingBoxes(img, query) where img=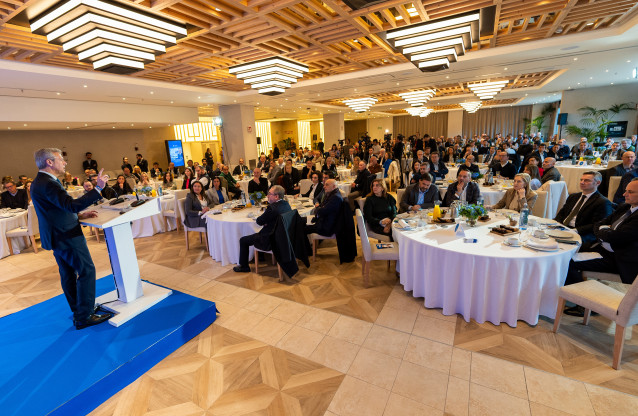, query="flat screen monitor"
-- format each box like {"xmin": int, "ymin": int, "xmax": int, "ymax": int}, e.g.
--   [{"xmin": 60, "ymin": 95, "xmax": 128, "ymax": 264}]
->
[{"xmin": 165, "ymin": 140, "xmax": 185, "ymax": 167}]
